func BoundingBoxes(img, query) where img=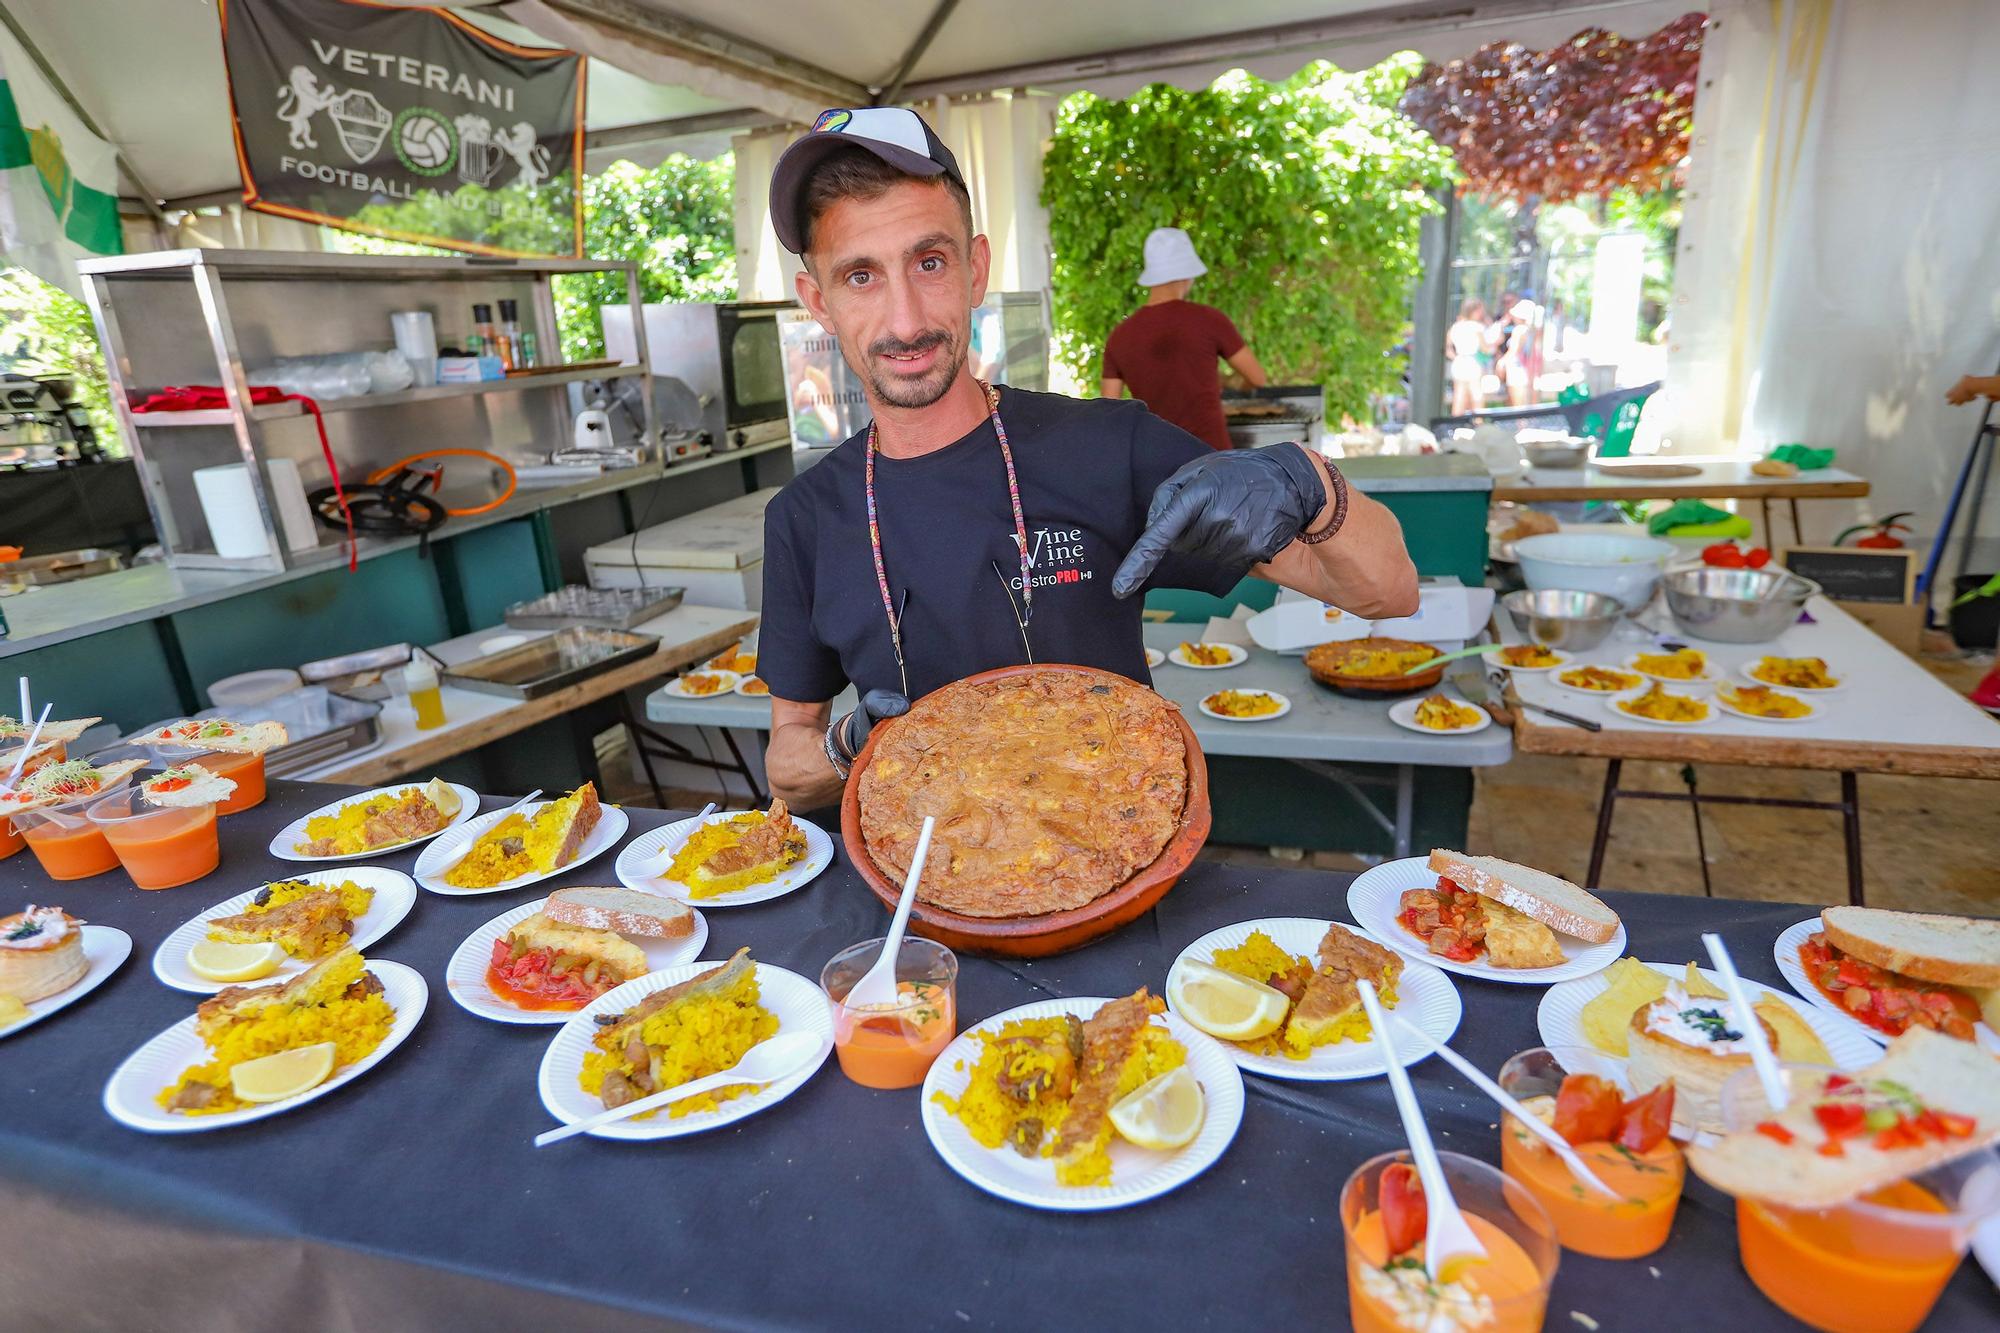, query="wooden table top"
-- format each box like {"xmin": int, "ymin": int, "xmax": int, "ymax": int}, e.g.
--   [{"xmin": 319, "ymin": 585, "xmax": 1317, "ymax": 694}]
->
[{"xmin": 1490, "ymin": 456, "xmax": 1870, "ymax": 504}]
